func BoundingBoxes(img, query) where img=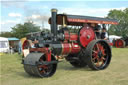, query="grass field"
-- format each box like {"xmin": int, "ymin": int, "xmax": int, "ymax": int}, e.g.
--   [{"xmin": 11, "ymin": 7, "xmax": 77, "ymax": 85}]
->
[{"xmin": 0, "ymin": 48, "xmax": 128, "ymax": 85}]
